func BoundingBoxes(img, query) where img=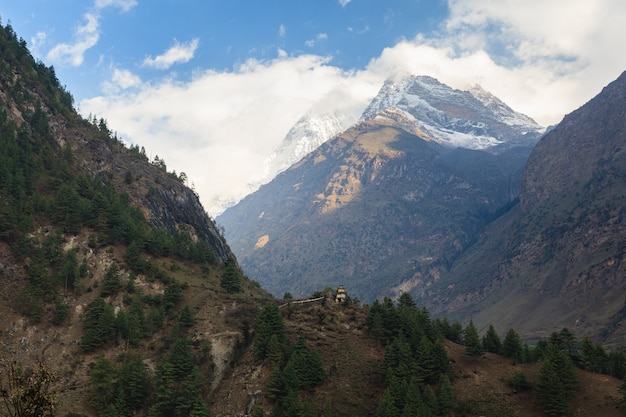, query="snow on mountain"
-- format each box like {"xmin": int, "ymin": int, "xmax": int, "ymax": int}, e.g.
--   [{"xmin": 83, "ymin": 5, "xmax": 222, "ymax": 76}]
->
[
  {"xmin": 361, "ymin": 75, "xmax": 544, "ymax": 150},
  {"xmin": 260, "ymin": 112, "xmax": 352, "ymax": 180},
  {"xmin": 208, "ymin": 112, "xmax": 352, "ymax": 215}
]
